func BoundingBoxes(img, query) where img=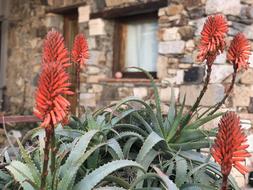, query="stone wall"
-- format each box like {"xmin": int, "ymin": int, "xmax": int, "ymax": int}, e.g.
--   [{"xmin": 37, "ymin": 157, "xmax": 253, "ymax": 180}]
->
[
  {"xmin": 2, "ymin": 0, "xmax": 253, "ymax": 187},
  {"xmin": 3, "ymin": 0, "xmax": 253, "ymax": 122}
]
